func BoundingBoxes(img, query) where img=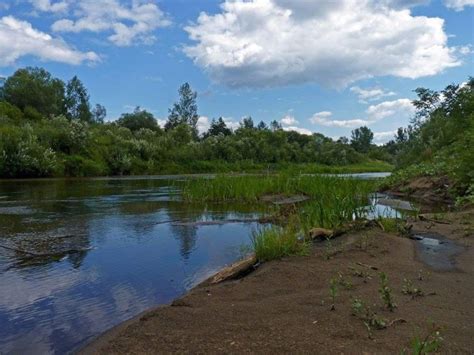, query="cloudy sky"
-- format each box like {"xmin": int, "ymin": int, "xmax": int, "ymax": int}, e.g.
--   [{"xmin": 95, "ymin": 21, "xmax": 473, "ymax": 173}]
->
[{"xmin": 0, "ymin": 0, "xmax": 472, "ymax": 143}]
